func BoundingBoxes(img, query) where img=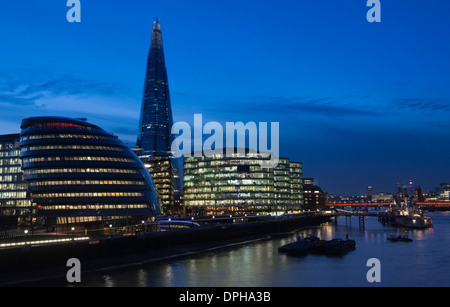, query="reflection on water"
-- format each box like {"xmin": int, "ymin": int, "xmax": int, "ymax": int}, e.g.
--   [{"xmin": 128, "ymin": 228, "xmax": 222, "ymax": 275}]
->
[{"xmin": 74, "ymin": 212, "xmax": 450, "ymax": 287}]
